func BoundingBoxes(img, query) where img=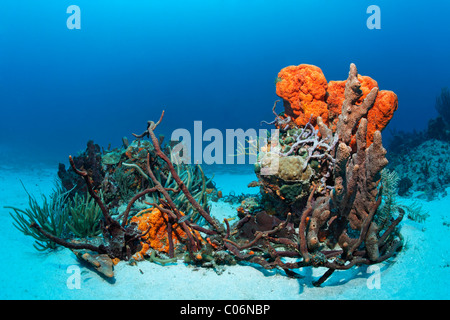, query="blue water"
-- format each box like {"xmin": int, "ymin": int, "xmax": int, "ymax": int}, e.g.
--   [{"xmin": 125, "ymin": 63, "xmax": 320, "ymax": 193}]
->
[{"xmin": 1, "ymin": 0, "xmax": 449, "ymax": 165}]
